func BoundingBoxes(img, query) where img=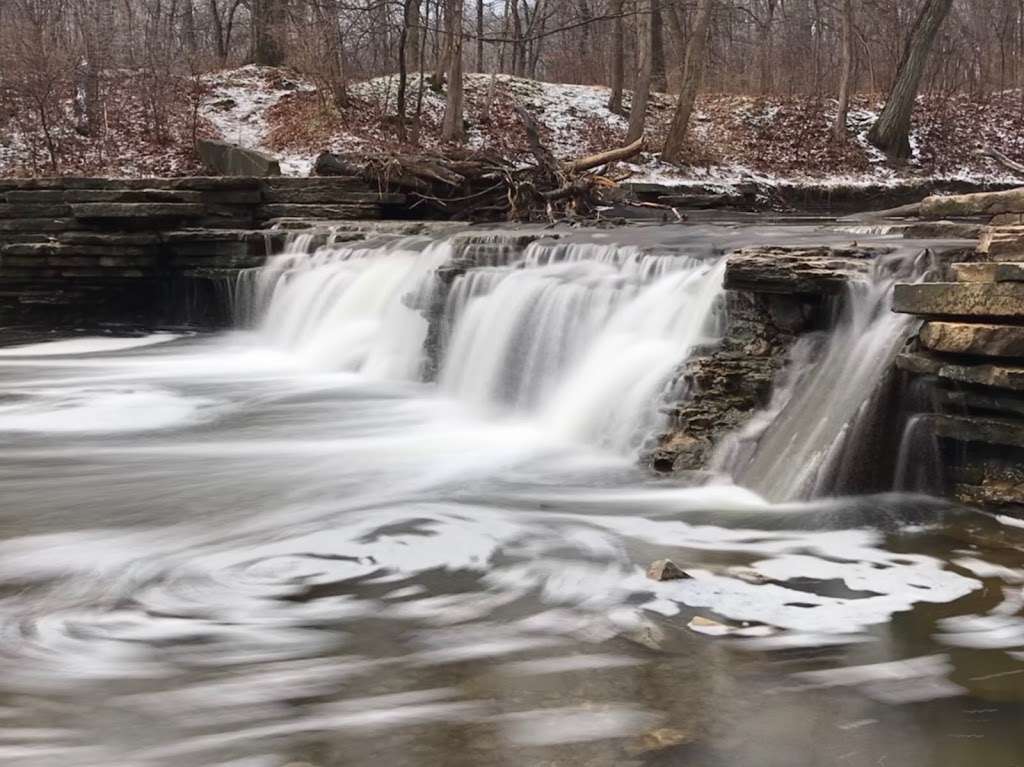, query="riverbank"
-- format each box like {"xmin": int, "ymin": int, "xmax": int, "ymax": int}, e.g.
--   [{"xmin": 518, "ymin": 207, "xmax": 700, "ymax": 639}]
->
[{"xmin": 3, "ymin": 66, "xmax": 1023, "ymax": 194}]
